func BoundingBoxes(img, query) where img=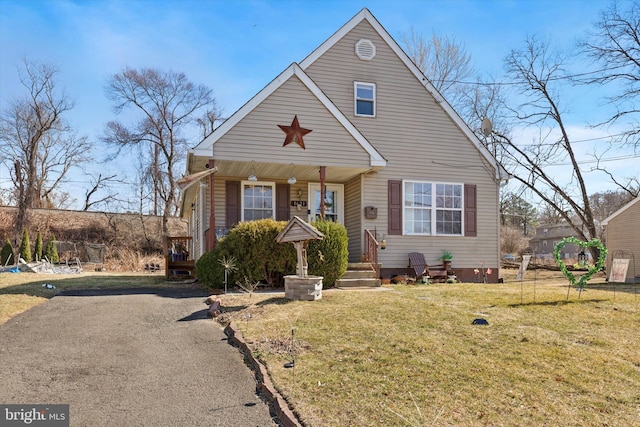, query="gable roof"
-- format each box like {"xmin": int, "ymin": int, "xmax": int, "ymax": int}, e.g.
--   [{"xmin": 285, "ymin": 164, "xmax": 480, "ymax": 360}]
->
[
  {"xmin": 300, "ymin": 8, "xmax": 506, "ymax": 180},
  {"xmin": 275, "ymin": 216, "xmax": 324, "ymax": 243},
  {"xmin": 601, "ymin": 196, "xmax": 640, "ymax": 226},
  {"xmin": 191, "ymin": 62, "xmax": 386, "ymax": 167}
]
